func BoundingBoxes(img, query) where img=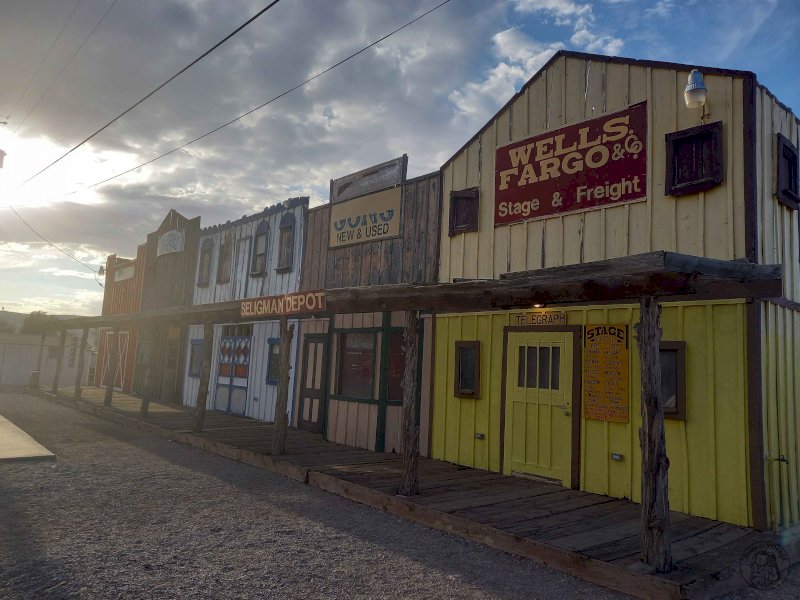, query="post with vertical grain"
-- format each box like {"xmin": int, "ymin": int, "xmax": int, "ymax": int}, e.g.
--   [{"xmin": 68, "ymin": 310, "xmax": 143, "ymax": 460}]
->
[
  {"xmin": 104, "ymin": 325, "xmax": 119, "ymax": 406},
  {"xmin": 398, "ymin": 310, "xmax": 420, "ymax": 496},
  {"xmin": 193, "ymin": 321, "xmax": 214, "ymax": 433},
  {"xmin": 271, "ymin": 315, "xmax": 295, "ymax": 456},
  {"xmin": 73, "ymin": 327, "xmax": 89, "ymax": 399},
  {"xmin": 635, "ymin": 296, "xmax": 672, "ymax": 572},
  {"xmin": 50, "ymin": 327, "xmax": 67, "ymax": 395}
]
